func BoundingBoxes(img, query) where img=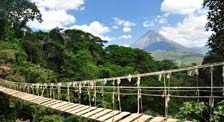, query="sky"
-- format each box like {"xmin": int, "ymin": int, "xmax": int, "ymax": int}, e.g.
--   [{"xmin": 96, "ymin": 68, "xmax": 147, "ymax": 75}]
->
[{"xmin": 28, "ymin": 0, "xmax": 212, "ymax": 48}]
